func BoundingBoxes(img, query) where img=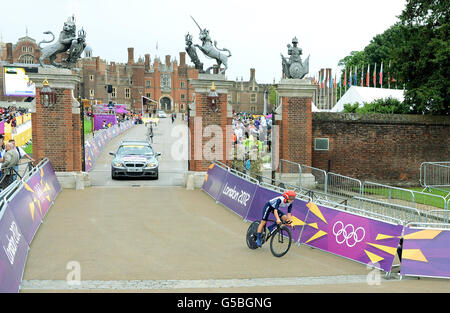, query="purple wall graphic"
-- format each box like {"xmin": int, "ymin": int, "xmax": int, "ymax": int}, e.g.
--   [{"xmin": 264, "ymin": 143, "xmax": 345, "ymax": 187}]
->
[
  {"xmin": 0, "ymin": 207, "xmax": 29, "ymax": 292},
  {"xmin": 217, "ymin": 172, "xmax": 258, "ymax": 218},
  {"xmin": 84, "ymin": 120, "xmax": 134, "ymax": 171},
  {"xmin": 300, "ymin": 203, "xmax": 403, "ymax": 272},
  {"xmin": 401, "ymin": 227, "xmax": 450, "ymax": 279},
  {"xmin": 202, "ymin": 164, "xmax": 228, "ymax": 201}
]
